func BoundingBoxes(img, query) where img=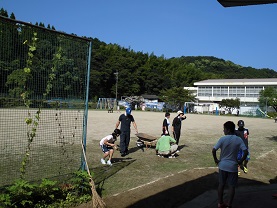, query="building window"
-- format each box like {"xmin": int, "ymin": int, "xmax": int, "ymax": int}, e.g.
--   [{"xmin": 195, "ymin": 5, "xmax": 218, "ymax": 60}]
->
[
  {"xmin": 229, "ymin": 87, "xmax": 237, "ymax": 97},
  {"xmin": 213, "ymin": 86, "xmax": 228, "ymax": 97},
  {"xmin": 198, "ymin": 87, "xmax": 212, "ymax": 96},
  {"xmin": 246, "ymin": 86, "xmax": 262, "ymax": 98}
]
